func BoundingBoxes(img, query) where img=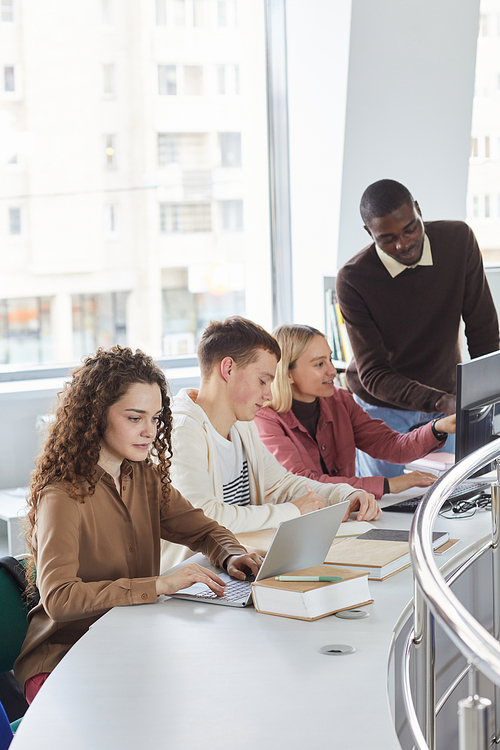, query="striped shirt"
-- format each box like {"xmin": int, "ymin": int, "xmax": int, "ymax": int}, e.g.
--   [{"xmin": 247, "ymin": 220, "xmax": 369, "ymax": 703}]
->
[{"xmin": 206, "ymin": 423, "xmax": 251, "ymax": 506}]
